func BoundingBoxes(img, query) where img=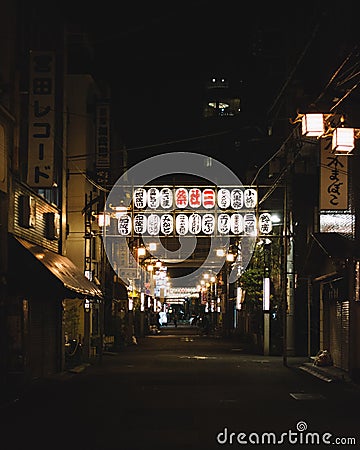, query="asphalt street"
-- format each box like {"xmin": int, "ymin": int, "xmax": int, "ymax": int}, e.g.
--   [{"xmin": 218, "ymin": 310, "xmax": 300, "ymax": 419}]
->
[{"xmin": 1, "ymin": 325, "xmax": 360, "ymax": 450}]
